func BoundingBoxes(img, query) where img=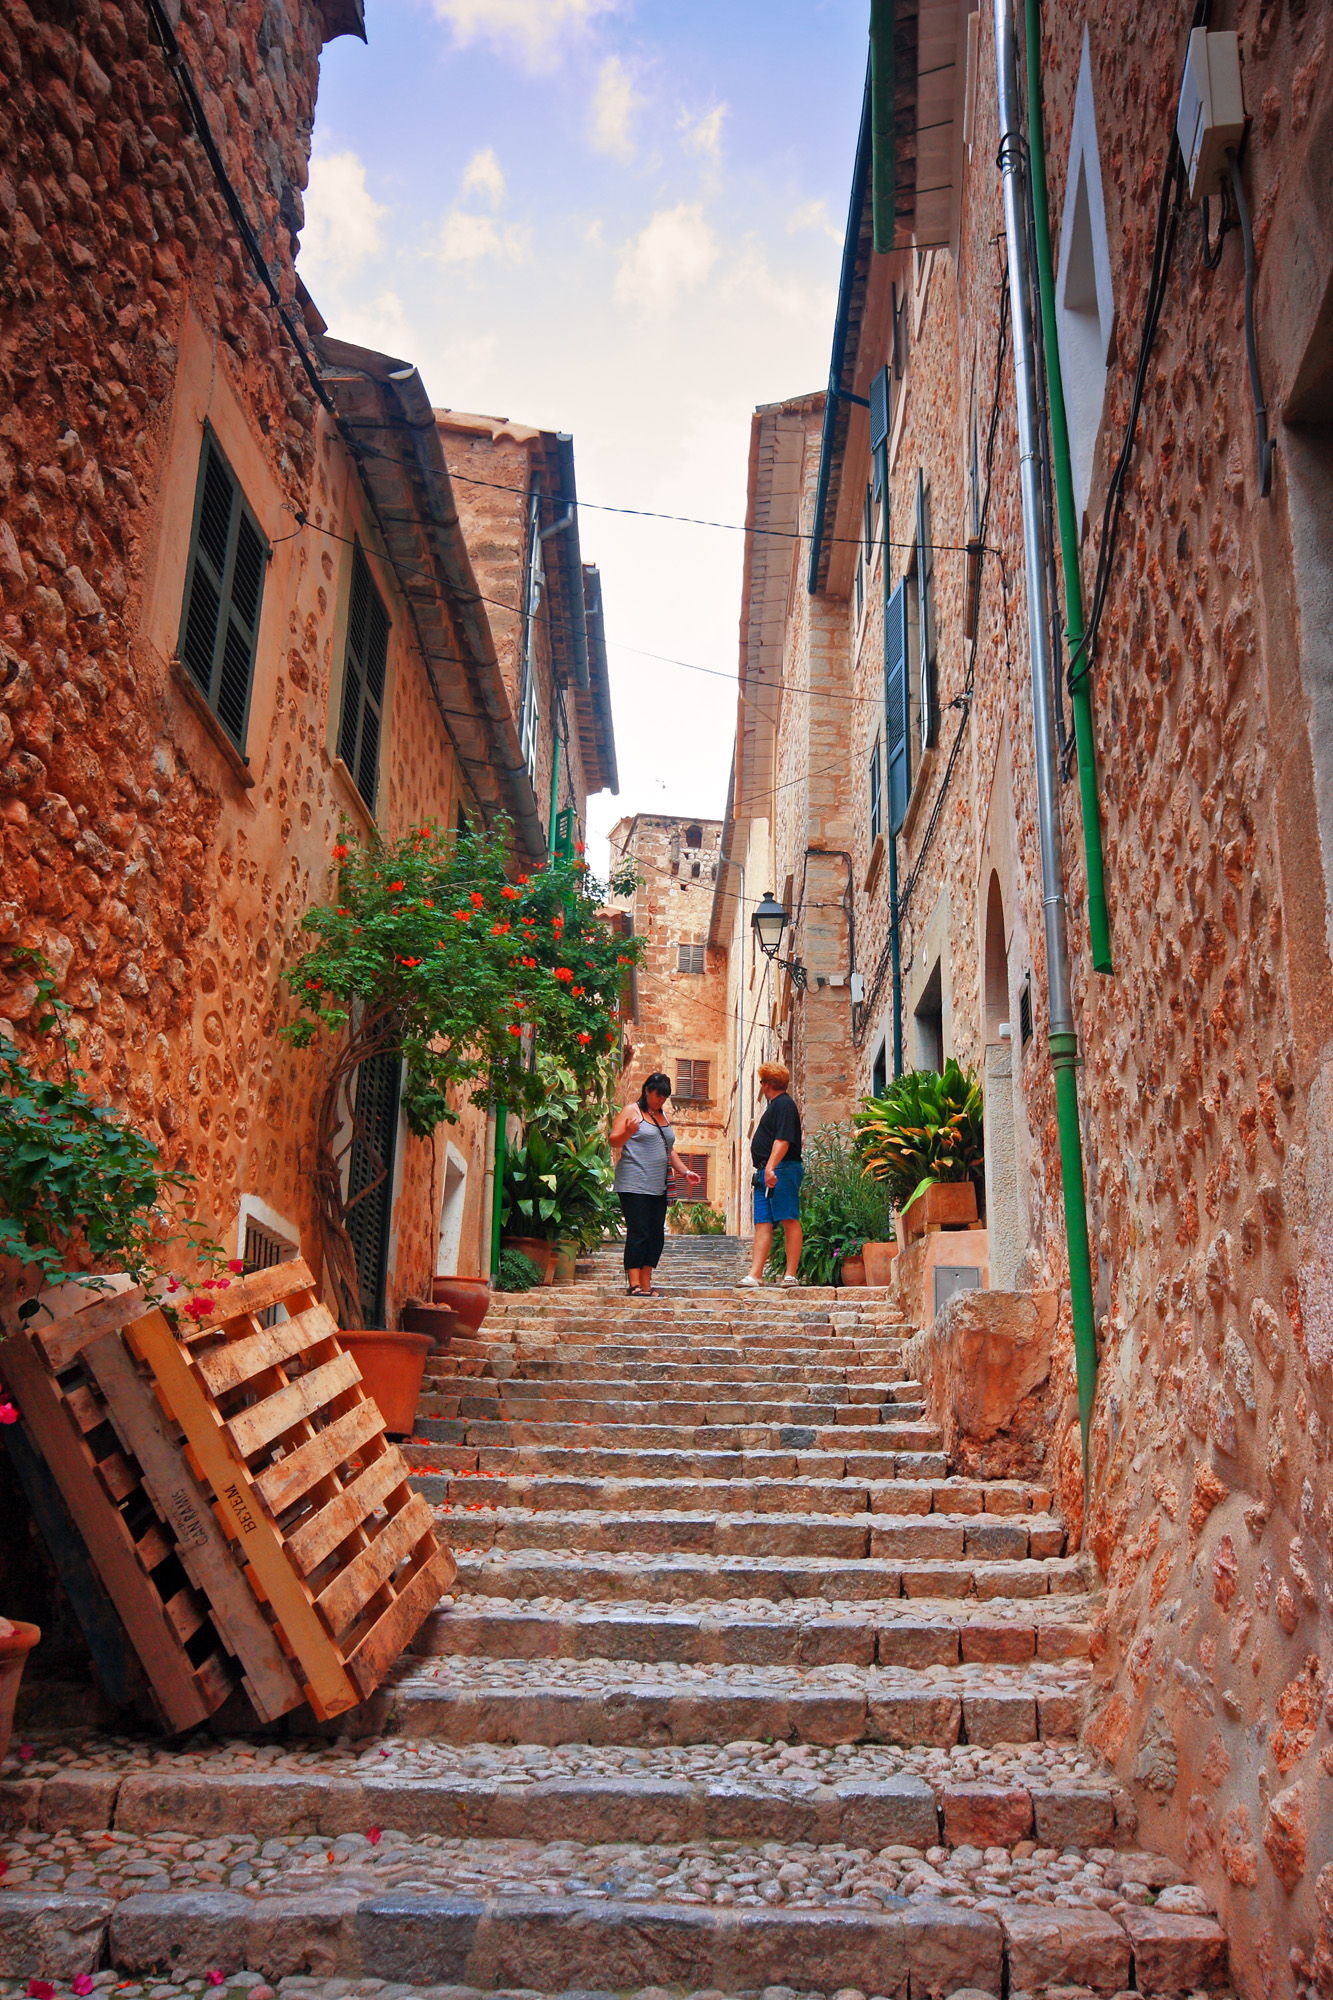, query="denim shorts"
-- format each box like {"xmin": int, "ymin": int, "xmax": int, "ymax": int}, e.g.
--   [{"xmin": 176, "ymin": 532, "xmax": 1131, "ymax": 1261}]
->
[{"xmin": 753, "ymin": 1159, "xmax": 804, "ymax": 1225}]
